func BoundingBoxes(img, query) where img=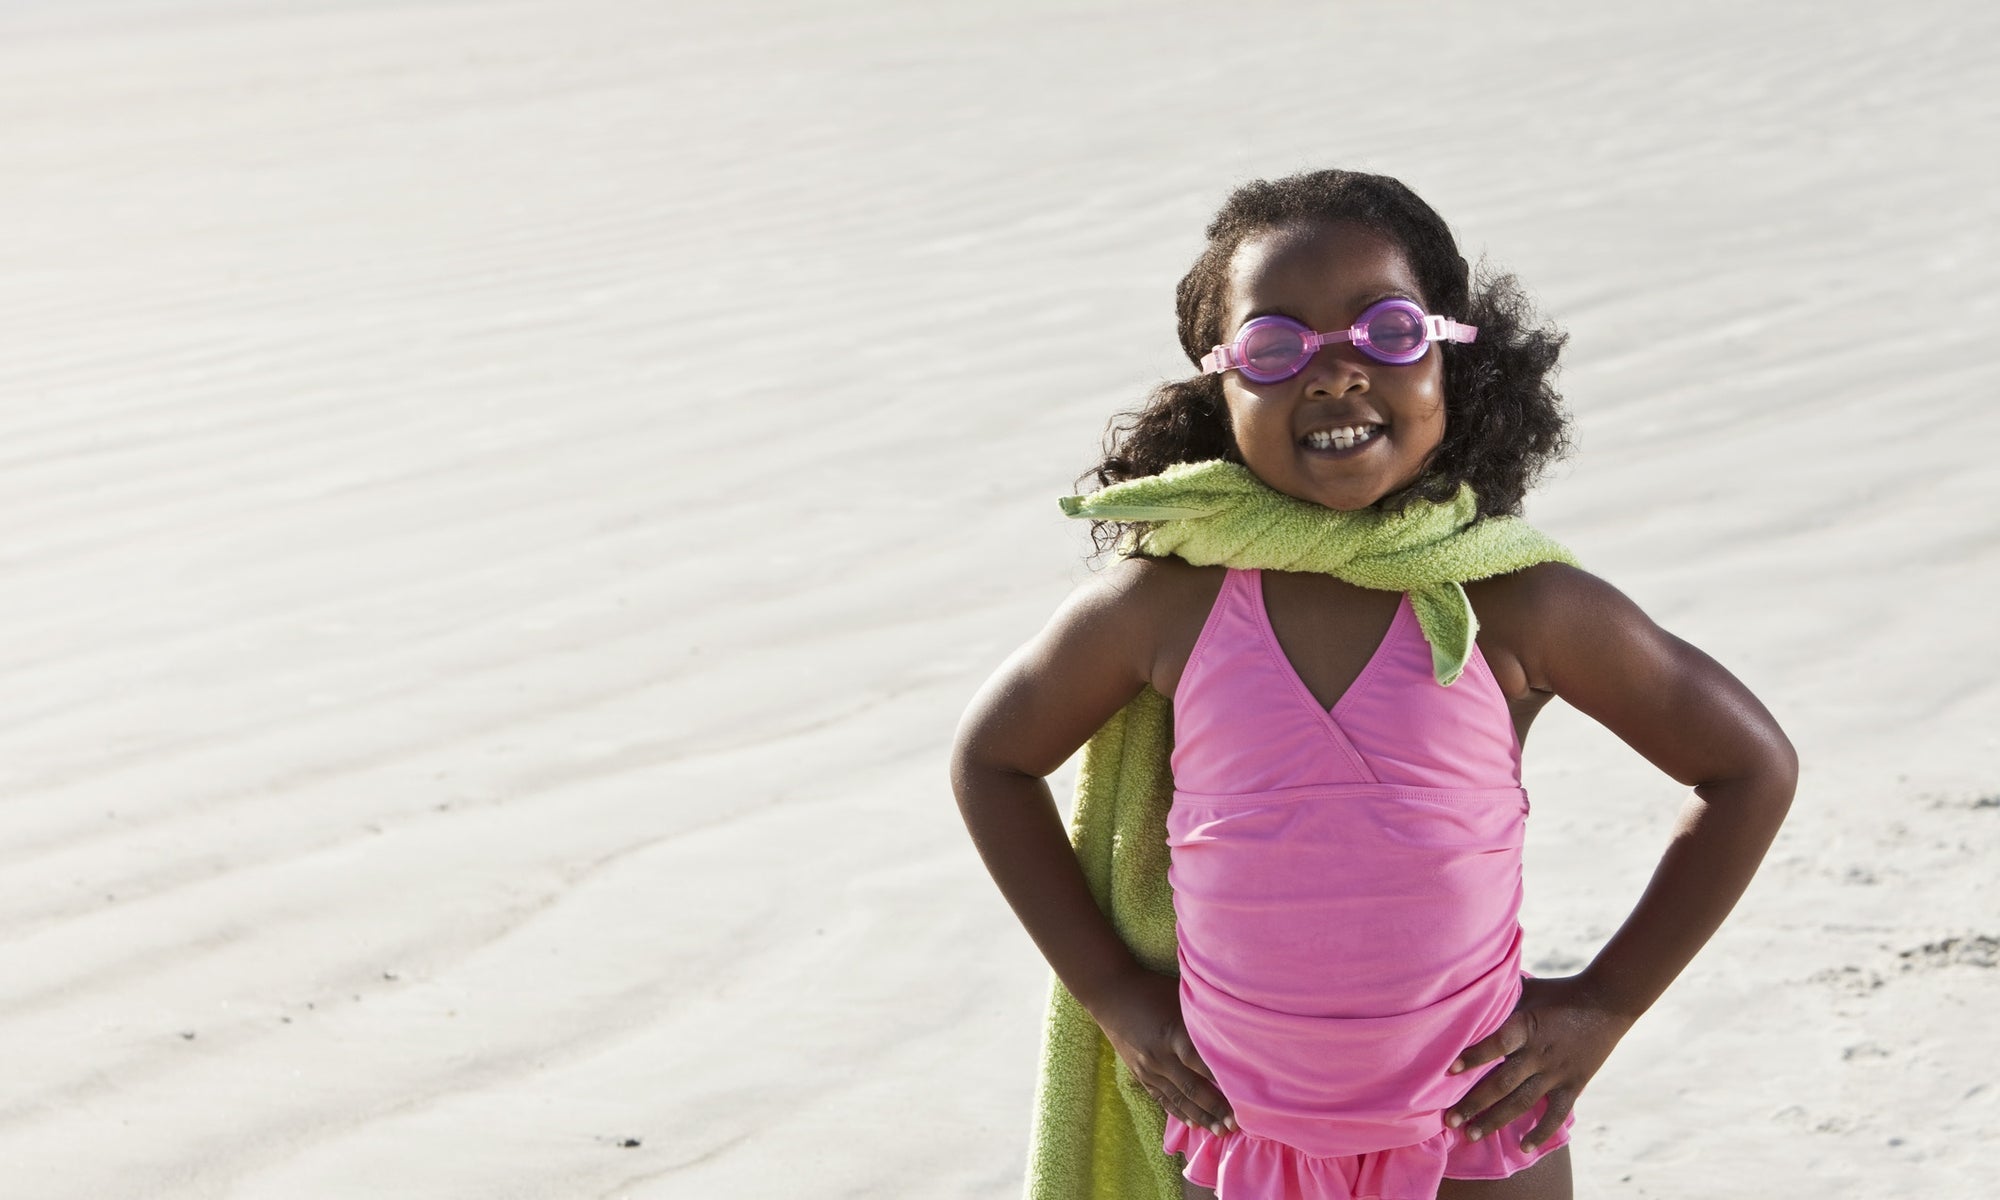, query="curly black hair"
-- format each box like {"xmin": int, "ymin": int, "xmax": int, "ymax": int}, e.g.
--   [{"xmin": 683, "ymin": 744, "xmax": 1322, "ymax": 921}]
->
[{"xmin": 1084, "ymin": 168, "xmax": 1571, "ymax": 551}]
